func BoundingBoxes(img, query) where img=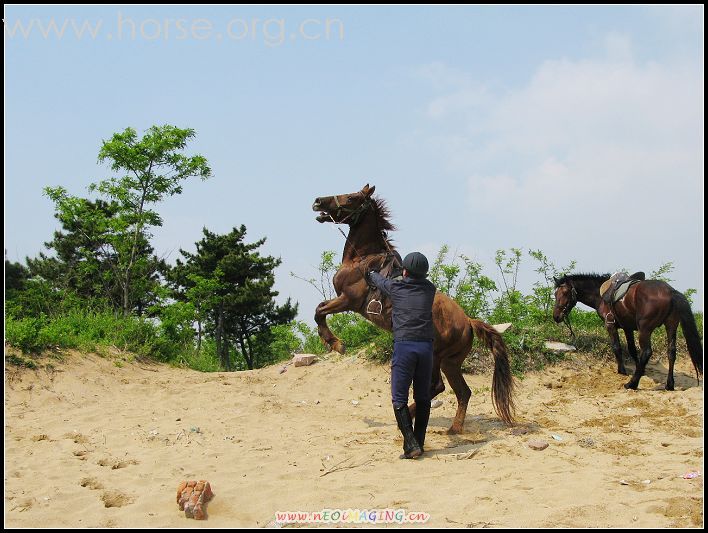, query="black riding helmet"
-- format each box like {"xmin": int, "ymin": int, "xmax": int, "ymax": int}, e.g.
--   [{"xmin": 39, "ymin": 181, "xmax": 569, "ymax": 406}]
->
[{"xmin": 402, "ymin": 252, "xmax": 429, "ymax": 278}]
